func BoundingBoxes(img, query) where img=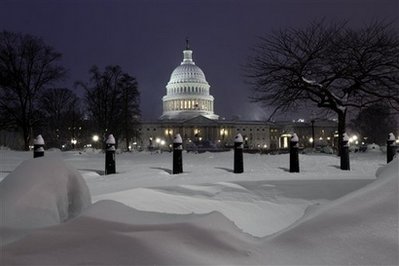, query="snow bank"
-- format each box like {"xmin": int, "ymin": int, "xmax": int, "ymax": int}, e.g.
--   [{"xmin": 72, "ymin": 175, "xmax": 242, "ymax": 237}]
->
[
  {"xmin": 0, "ymin": 157, "xmax": 91, "ymax": 233},
  {"xmin": 261, "ymin": 158, "xmax": 399, "ymax": 265},
  {"xmin": 94, "ymin": 186, "xmax": 310, "ymax": 237},
  {"xmin": 1, "ymin": 200, "xmax": 261, "ymax": 265},
  {"xmin": 1, "ymin": 153, "xmax": 396, "ymax": 265}
]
